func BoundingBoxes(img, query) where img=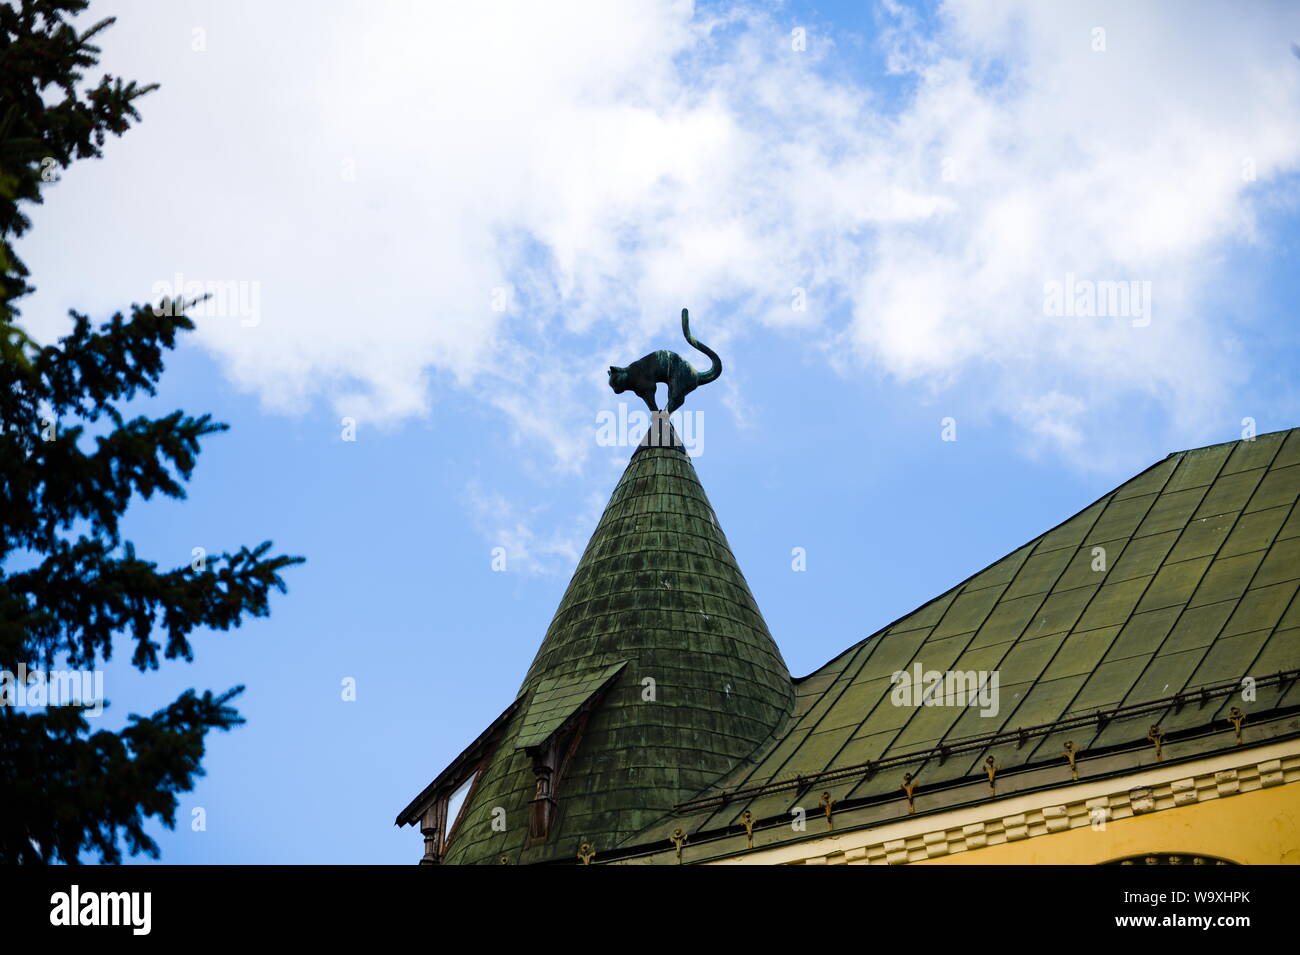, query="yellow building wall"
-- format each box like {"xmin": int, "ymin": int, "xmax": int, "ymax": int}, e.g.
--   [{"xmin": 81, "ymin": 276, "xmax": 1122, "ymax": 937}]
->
[
  {"xmin": 922, "ymin": 779, "xmax": 1300, "ymax": 865},
  {"xmin": 707, "ymin": 740, "xmax": 1300, "ymax": 865}
]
